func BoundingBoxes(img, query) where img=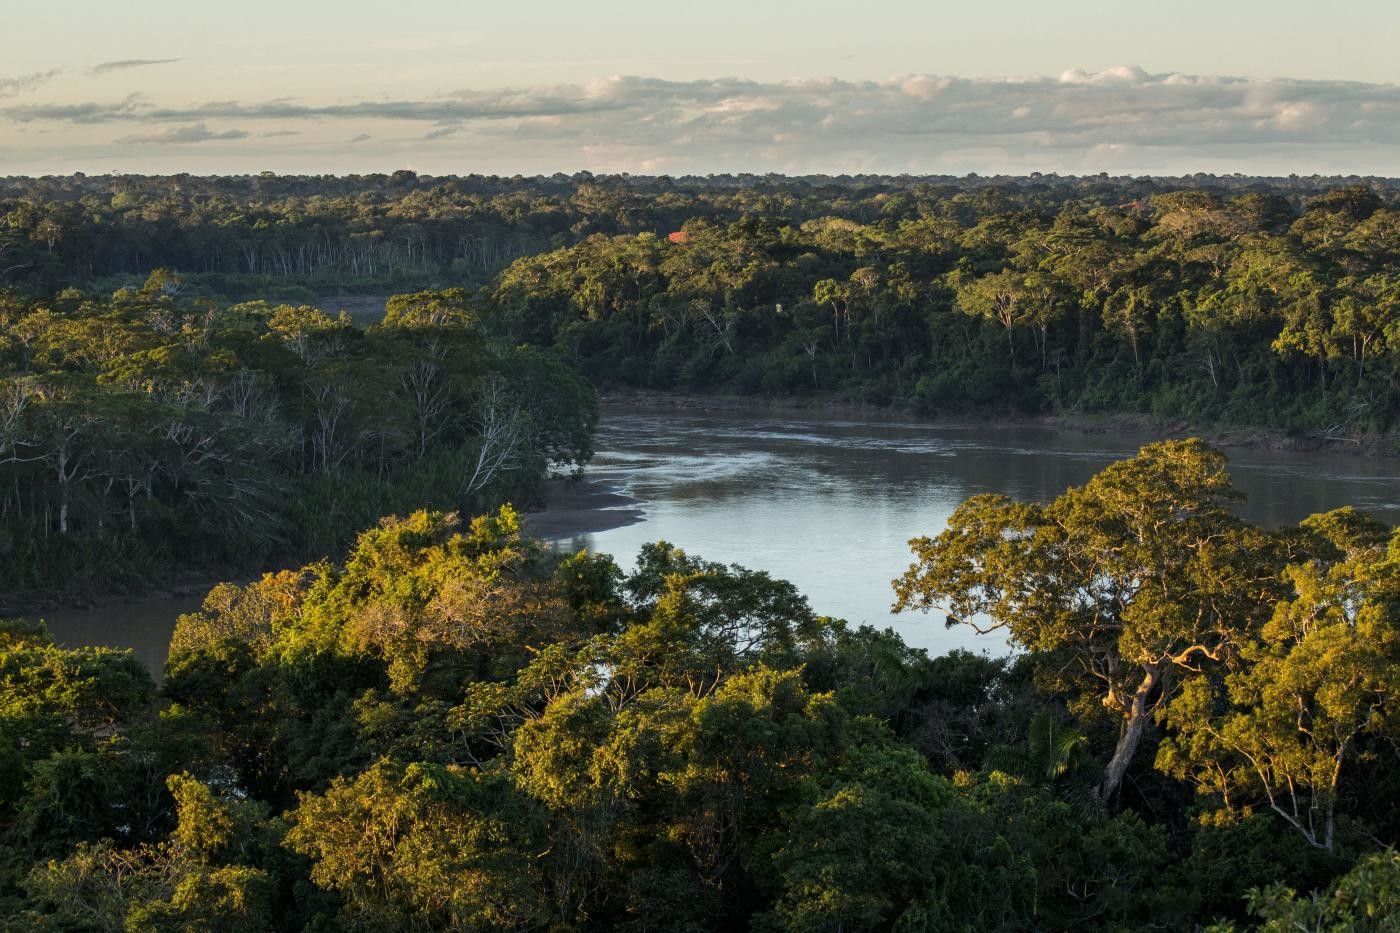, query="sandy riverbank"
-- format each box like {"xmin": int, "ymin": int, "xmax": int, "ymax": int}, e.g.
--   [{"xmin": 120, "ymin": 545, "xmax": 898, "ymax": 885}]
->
[
  {"xmin": 1036, "ymin": 412, "xmax": 1392, "ymax": 456},
  {"xmin": 521, "ymin": 473, "xmax": 646, "ymax": 541}
]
